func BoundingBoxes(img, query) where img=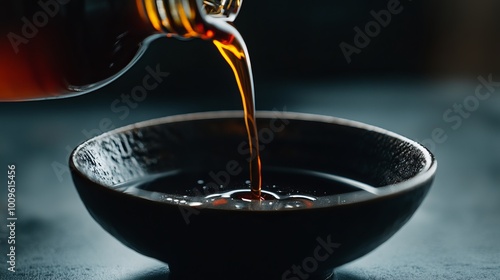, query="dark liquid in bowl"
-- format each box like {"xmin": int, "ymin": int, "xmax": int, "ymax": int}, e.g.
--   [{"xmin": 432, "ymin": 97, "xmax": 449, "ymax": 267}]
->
[{"xmin": 115, "ymin": 167, "xmax": 376, "ymax": 210}]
